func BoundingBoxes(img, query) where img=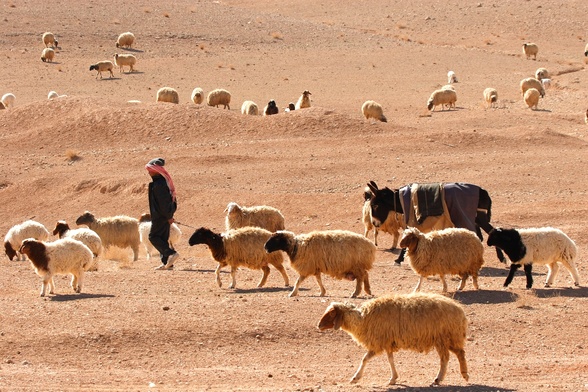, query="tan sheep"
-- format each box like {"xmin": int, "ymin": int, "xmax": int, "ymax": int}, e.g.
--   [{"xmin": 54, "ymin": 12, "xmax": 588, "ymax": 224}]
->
[
  {"xmin": 116, "ymin": 32, "xmax": 135, "ymax": 49},
  {"xmin": 264, "ymin": 230, "xmax": 375, "ymax": 298},
  {"xmin": 295, "ymin": 90, "xmax": 311, "ymax": 110},
  {"xmin": 318, "ymin": 292, "xmax": 469, "ymax": 386},
  {"xmin": 400, "ymin": 227, "xmax": 485, "ymax": 293},
  {"xmin": 361, "ymin": 100, "xmax": 387, "ymax": 122},
  {"xmin": 225, "ymin": 202, "xmax": 285, "ymax": 232},
  {"xmin": 523, "ymin": 43, "xmax": 538, "ymax": 60},
  {"xmin": 207, "ymin": 88, "xmax": 231, "ymax": 109},
  {"xmin": 89, "ymin": 61, "xmax": 114, "ymax": 79},
  {"xmin": 520, "ymin": 77, "xmax": 545, "ymax": 98},
  {"xmin": 156, "ymin": 87, "xmax": 179, "ymax": 104},
  {"xmin": 483, "ymin": 87, "xmax": 498, "ymax": 108},
  {"xmin": 427, "ymin": 88, "xmax": 457, "ymax": 111},
  {"xmin": 191, "ymin": 87, "xmax": 204, "ymax": 104},
  {"xmin": 1, "ymin": 93, "xmax": 15, "ymax": 108},
  {"xmin": 113, "ymin": 53, "xmax": 136, "ymax": 73},
  {"xmin": 362, "ymin": 188, "xmax": 404, "ymax": 248},
  {"xmin": 524, "ymin": 88, "xmax": 540, "ymax": 110},
  {"xmin": 535, "ymin": 67, "xmax": 549, "ymax": 80},
  {"xmin": 42, "ymin": 32, "xmax": 58, "ymax": 48},
  {"xmin": 241, "ymin": 100, "xmax": 259, "ymax": 115},
  {"xmin": 41, "ymin": 47, "xmax": 55, "ymax": 62}
]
